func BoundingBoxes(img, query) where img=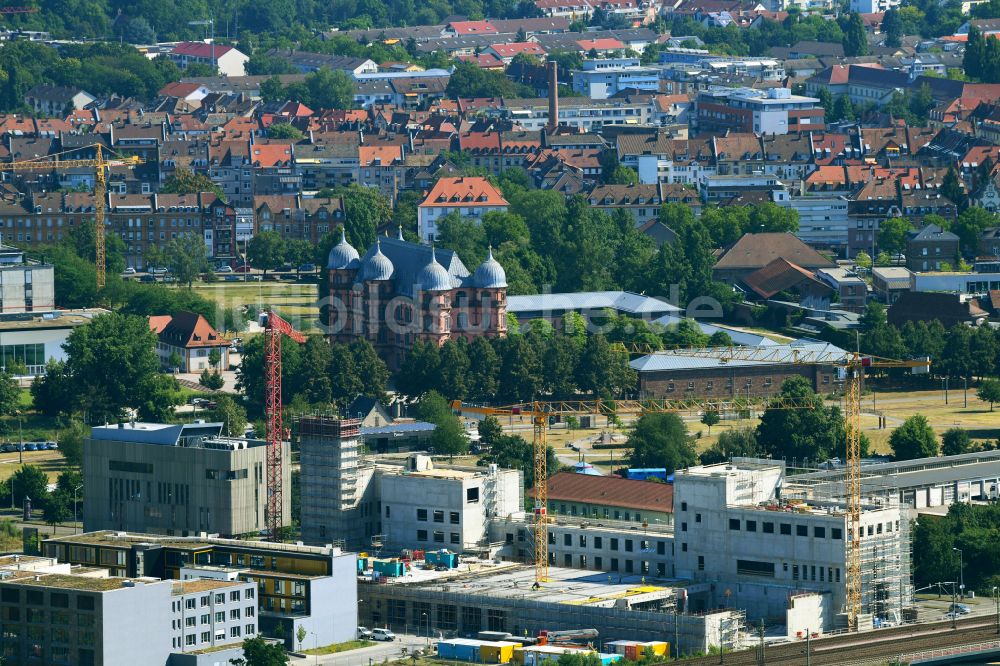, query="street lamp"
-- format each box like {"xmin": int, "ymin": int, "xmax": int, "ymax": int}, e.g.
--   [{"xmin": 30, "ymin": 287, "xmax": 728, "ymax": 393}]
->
[
  {"xmin": 953, "ymin": 547, "xmax": 964, "ymax": 600},
  {"xmin": 993, "ymin": 586, "xmax": 999, "ymax": 636},
  {"xmin": 73, "ymin": 485, "xmax": 83, "ymax": 533},
  {"xmin": 310, "ymin": 630, "xmax": 319, "ymax": 666}
]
